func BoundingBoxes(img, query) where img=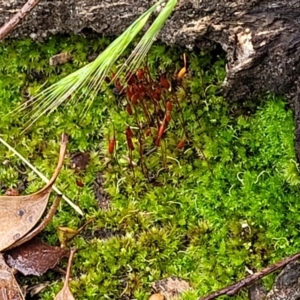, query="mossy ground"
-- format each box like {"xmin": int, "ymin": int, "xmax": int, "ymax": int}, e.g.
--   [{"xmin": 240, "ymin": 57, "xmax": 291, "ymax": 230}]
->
[{"xmin": 0, "ymin": 35, "xmax": 299, "ymax": 300}]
